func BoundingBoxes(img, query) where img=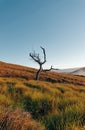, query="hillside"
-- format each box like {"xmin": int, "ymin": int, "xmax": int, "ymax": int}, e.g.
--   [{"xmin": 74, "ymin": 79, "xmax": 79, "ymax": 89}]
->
[
  {"xmin": 0, "ymin": 61, "xmax": 85, "ymax": 130},
  {"xmin": 0, "ymin": 61, "xmax": 85, "ymax": 86}
]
